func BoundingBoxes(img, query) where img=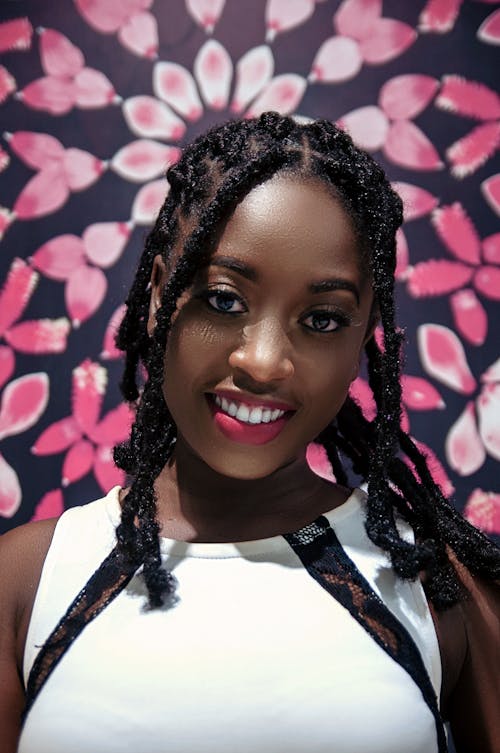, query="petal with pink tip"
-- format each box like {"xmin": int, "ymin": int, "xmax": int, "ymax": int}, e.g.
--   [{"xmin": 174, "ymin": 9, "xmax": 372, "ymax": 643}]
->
[
  {"xmin": 464, "ymin": 489, "xmax": 500, "ymax": 536},
  {"xmin": 93, "ymin": 445, "xmax": 125, "ymax": 493},
  {"xmin": 73, "ymin": 68, "xmax": 117, "ymax": 108},
  {"xmin": 418, "ymin": 323, "xmax": 476, "ymax": 394},
  {"xmin": 0, "ymin": 18, "xmax": 33, "ymax": 53},
  {"xmin": 481, "ymin": 174, "xmax": 500, "ymax": 215},
  {"xmin": 39, "ymin": 28, "xmax": 84, "ymax": 78},
  {"xmin": 65, "ymin": 265, "xmax": 107, "ymax": 327},
  {"xmin": 122, "ymin": 96, "xmax": 185, "ymax": 140},
  {"xmin": 349, "ymin": 377, "xmax": 376, "ymax": 421},
  {"xmin": 62, "ymin": 439, "xmax": 95, "ymax": 485},
  {"xmin": 32, "ymin": 416, "xmax": 82, "ymax": 455},
  {"xmin": 72, "ymin": 359, "xmax": 107, "ymax": 433},
  {"xmin": 337, "ymin": 106, "xmax": 388, "ymax": 151},
  {"xmin": 407, "ymin": 260, "xmax": 473, "ymax": 297},
  {"xmin": 308, "ymin": 36, "xmax": 362, "ymax": 83},
  {"xmin": 0, "ymin": 65, "xmax": 16, "ymax": 104},
  {"xmin": 0, "ymin": 346, "xmax": 14, "ymax": 390},
  {"xmin": 333, "ymin": 0, "xmax": 382, "ymax": 41},
  {"xmin": 450, "ymin": 288, "xmax": 487, "ymax": 346},
  {"xmin": 31, "ymin": 234, "xmax": 86, "ymax": 281},
  {"xmin": 0, "ymin": 258, "xmax": 37, "ymax": 336},
  {"xmin": 245, "ymin": 74, "xmax": 306, "ymax": 118},
  {"xmin": 482, "ymin": 233, "xmax": 500, "ymax": 264},
  {"xmin": 392, "ymin": 182, "xmax": 439, "ymax": 221},
  {"xmin": 0, "ymin": 454, "xmax": 21, "ymax": 518},
  {"xmin": 5, "ymin": 318, "xmax": 70, "ymax": 354},
  {"xmin": 447, "ymin": 122, "xmax": 500, "ymax": 178},
  {"xmin": 131, "ymin": 179, "xmax": 168, "ymax": 225},
  {"xmin": 186, "ymin": 0, "xmax": 226, "ymax": 33},
  {"xmin": 477, "ymin": 383, "xmax": 500, "ymax": 460},
  {"xmin": 7, "ymin": 131, "xmax": 64, "ymax": 170},
  {"xmin": 379, "ymin": 75, "xmax": 439, "ymax": 120},
  {"xmin": 418, "ymin": 0, "xmax": 463, "ymax": 33},
  {"xmin": 19, "ymin": 76, "xmax": 75, "ymax": 115},
  {"xmin": 0, "ymin": 145, "xmax": 10, "ymax": 171},
  {"xmin": 13, "ymin": 164, "xmax": 68, "ymax": 219},
  {"xmin": 111, "ymin": 139, "xmax": 179, "ymax": 182},
  {"xmin": 306, "ymin": 442, "xmax": 336, "ymax": 482},
  {"xmin": 477, "ymin": 9, "xmax": 500, "ymax": 45},
  {"xmin": 474, "ymin": 265, "xmax": 500, "ymax": 300},
  {"xmin": 74, "ymin": 0, "xmax": 130, "ymax": 33},
  {"xmin": 384, "ymin": 121, "xmax": 443, "ymax": 170},
  {"xmin": 411, "ymin": 438, "xmax": 455, "ymax": 497},
  {"xmin": 62, "ymin": 148, "xmax": 105, "ymax": 191},
  {"xmin": 0, "ymin": 208, "xmax": 13, "ymax": 240},
  {"xmin": 83, "ymin": 222, "xmax": 131, "ymax": 268},
  {"xmin": 395, "ymin": 228, "xmax": 409, "ymax": 281},
  {"xmin": 88, "ymin": 402, "xmax": 134, "ymax": 444},
  {"xmin": 445, "ymin": 401, "xmax": 485, "ymax": 475},
  {"xmin": 31, "ymin": 488, "xmax": 64, "ymax": 521},
  {"xmin": 153, "ymin": 62, "xmax": 203, "ymax": 120},
  {"xmin": 431, "ymin": 203, "xmax": 481, "ymax": 264},
  {"xmin": 265, "ymin": 0, "xmax": 315, "ymax": 42},
  {"xmin": 359, "ymin": 19, "xmax": 417, "ymax": 65},
  {"xmin": 231, "ymin": 45, "xmax": 274, "ymax": 113},
  {"xmin": 436, "ymin": 75, "xmax": 500, "ymax": 120},
  {"xmin": 481, "ymin": 358, "xmax": 500, "ymax": 384},
  {"xmin": 194, "ymin": 39, "xmax": 232, "ymax": 110},
  {"xmin": 0, "ymin": 372, "xmax": 49, "ymax": 440},
  {"xmin": 101, "ymin": 304, "xmax": 126, "ymax": 360},
  {"xmin": 401, "ymin": 375, "xmax": 445, "ymax": 410},
  {"xmin": 118, "ymin": 11, "xmax": 158, "ymax": 59}
]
